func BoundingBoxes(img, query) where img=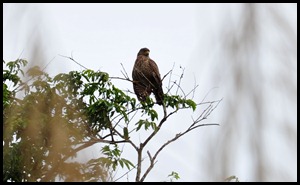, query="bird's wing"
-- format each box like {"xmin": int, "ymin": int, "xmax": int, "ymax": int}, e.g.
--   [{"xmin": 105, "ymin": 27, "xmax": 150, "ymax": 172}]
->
[
  {"xmin": 148, "ymin": 58, "xmax": 162, "ymax": 86},
  {"xmin": 132, "ymin": 56, "xmax": 149, "ymax": 86}
]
